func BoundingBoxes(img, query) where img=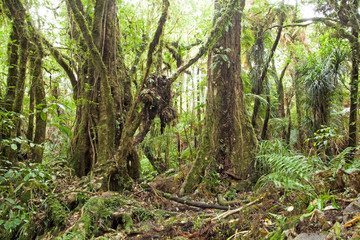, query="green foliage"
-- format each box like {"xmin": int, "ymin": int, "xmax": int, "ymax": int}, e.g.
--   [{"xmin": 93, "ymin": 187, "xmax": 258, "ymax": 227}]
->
[
  {"xmin": 0, "ymin": 110, "xmax": 17, "ymax": 136},
  {"xmin": 305, "ymin": 125, "xmax": 346, "ymax": 157},
  {"xmin": 132, "ymin": 208, "xmax": 155, "ymax": 222},
  {"xmin": 0, "ymin": 161, "xmax": 55, "ymax": 239},
  {"xmin": 140, "ymin": 157, "xmax": 157, "ymax": 181},
  {"xmin": 255, "ymin": 140, "xmax": 324, "ymax": 194}
]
